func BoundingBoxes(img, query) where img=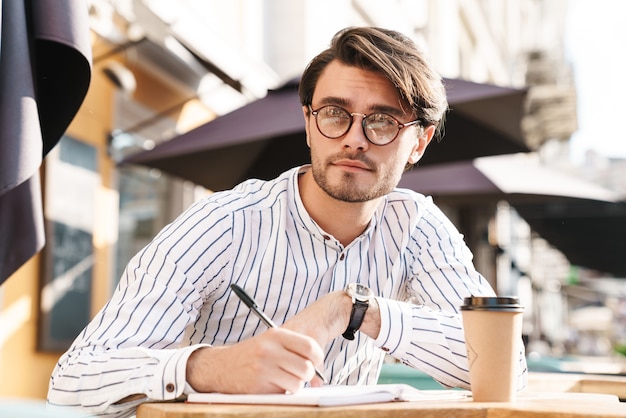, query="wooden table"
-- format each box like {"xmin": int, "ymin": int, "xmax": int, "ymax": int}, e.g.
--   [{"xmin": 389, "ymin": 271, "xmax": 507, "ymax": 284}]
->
[
  {"xmin": 527, "ymin": 372, "xmax": 626, "ymax": 400},
  {"xmin": 137, "ymin": 392, "xmax": 626, "ymax": 418}
]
